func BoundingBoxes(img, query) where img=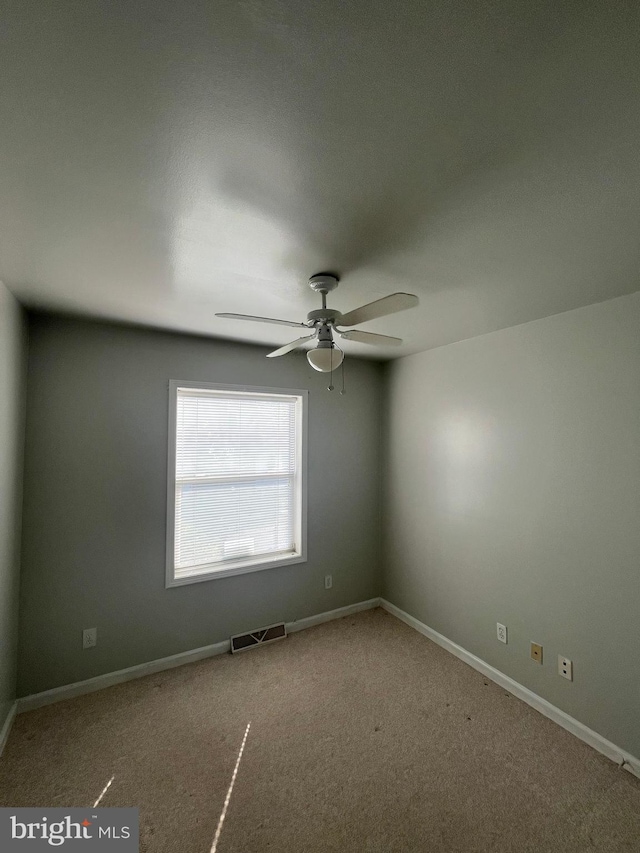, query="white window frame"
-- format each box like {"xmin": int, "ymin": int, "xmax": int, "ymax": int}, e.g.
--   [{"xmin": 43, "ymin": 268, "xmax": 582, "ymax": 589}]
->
[{"xmin": 166, "ymin": 380, "xmax": 308, "ymax": 588}]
